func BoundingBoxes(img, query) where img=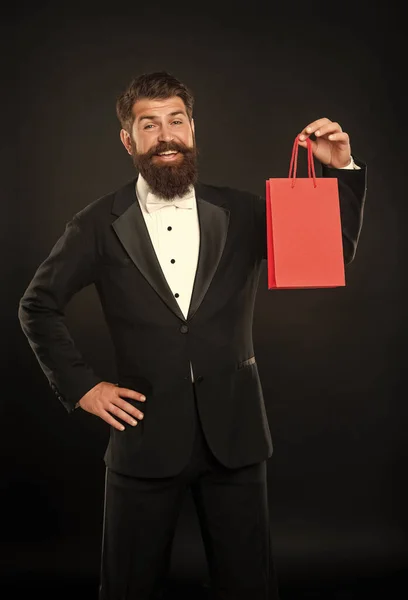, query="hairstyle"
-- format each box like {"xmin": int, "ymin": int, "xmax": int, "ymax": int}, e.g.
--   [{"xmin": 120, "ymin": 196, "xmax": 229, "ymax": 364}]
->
[{"xmin": 116, "ymin": 71, "xmax": 194, "ymax": 133}]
